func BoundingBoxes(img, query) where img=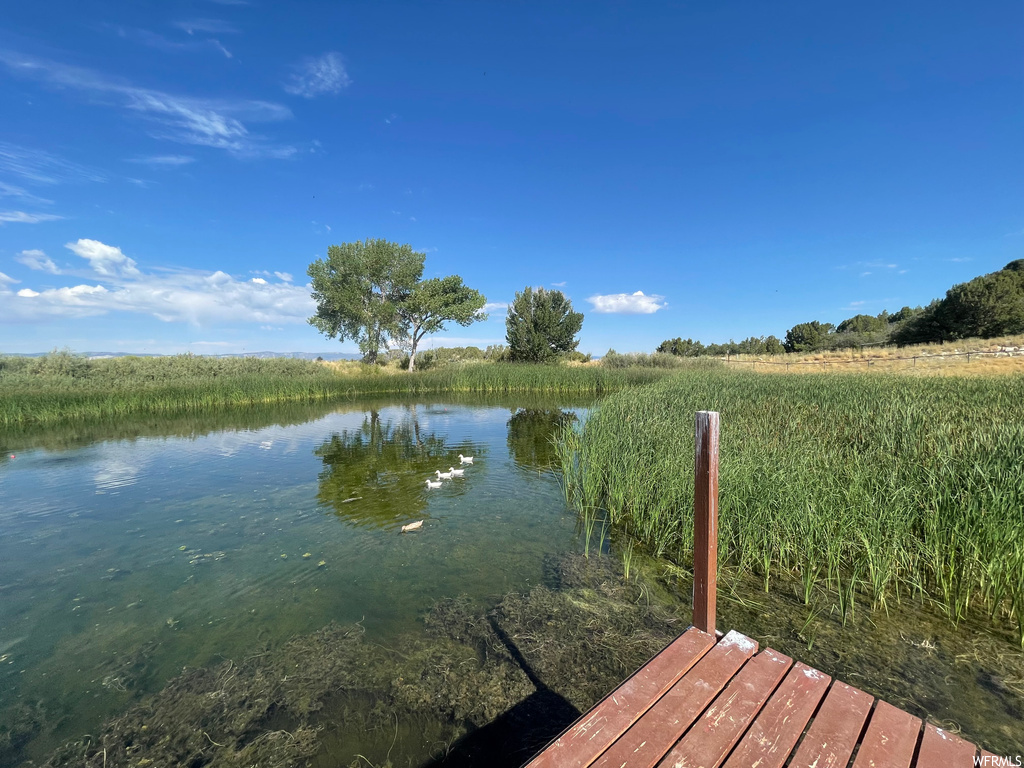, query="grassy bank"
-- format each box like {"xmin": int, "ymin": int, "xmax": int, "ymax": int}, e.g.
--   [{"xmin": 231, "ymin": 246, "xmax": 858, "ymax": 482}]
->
[
  {"xmin": 557, "ymin": 369, "xmax": 1024, "ymax": 642},
  {"xmin": 0, "ymin": 352, "xmax": 674, "ymax": 428}
]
